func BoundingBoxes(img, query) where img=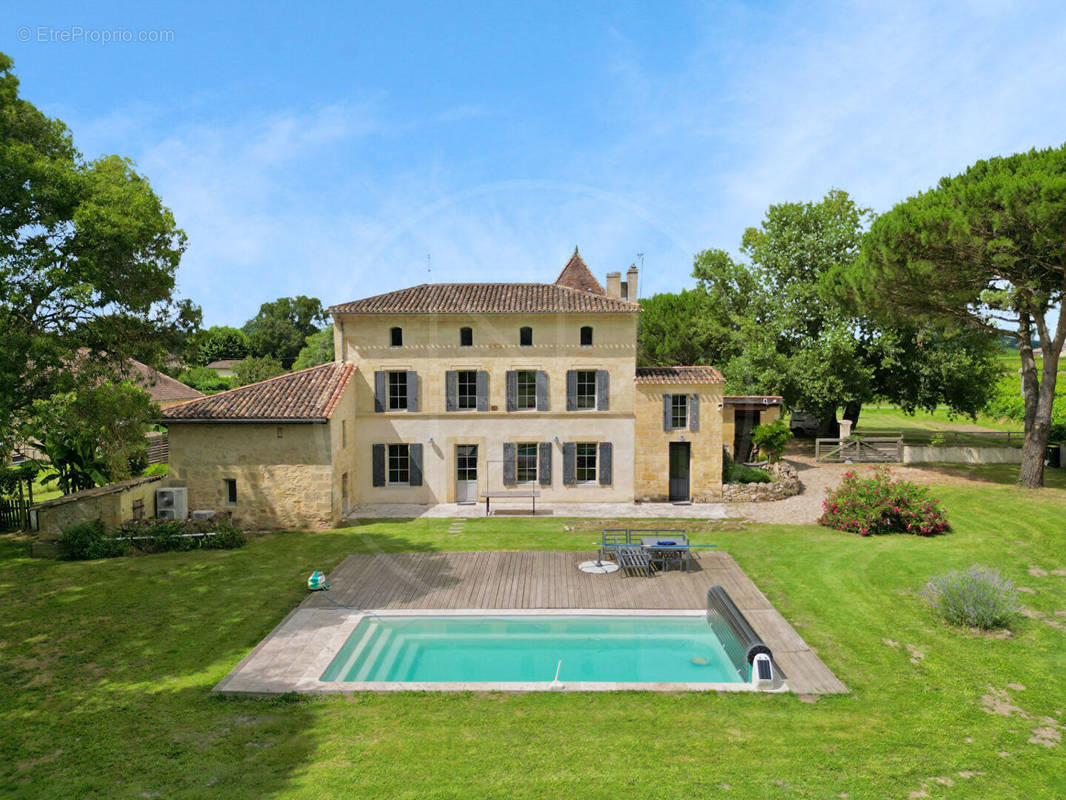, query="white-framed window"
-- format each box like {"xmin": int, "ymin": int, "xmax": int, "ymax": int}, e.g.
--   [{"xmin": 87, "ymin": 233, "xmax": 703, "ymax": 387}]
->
[
  {"xmin": 516, "ymin": 370, "xmax": 537, "ymax": 410},
  {"xmin": 388, "ymin": 444, "xmax": 410, "ymax": 485},
  {"xmin": 671, "ymin": 394, "xmax": 688, "ymax": 429},
  {"xmin": 388, "ymin": 371, "xmax": 408, "ymax": 410},
  {"xmin": 516, "ymin": 443, "xmax": 537, "ymax": 483},
  {"xmin": 576, "ymin": 443, "xmax": 597, "ymax": 483},
  {"xmin": 457, "ymin": 370, "xmax": 477, "ymax": 410},
  {"xmin": 576, "ymin": 370, "xmax": 596, "ymax": 410}
]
